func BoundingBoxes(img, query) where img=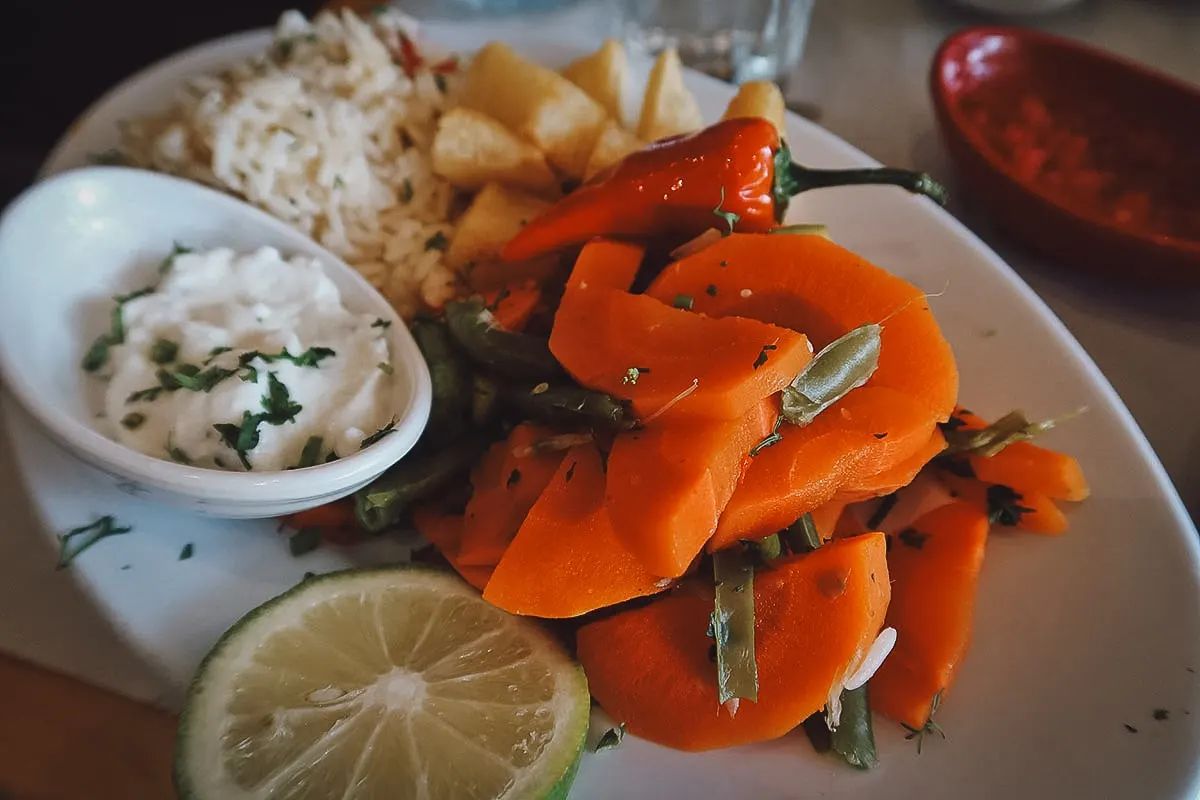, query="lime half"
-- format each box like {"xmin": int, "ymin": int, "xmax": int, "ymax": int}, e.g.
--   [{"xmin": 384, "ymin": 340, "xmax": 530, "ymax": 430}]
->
[{"xmin": 175, "ymin": 567, "xmax": 589, "ymax": 799}]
